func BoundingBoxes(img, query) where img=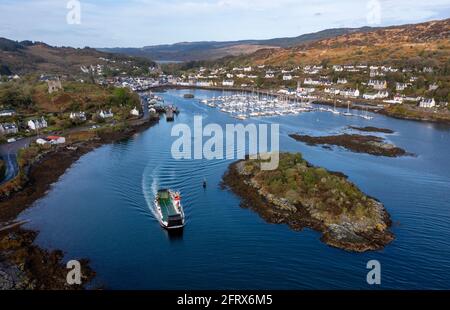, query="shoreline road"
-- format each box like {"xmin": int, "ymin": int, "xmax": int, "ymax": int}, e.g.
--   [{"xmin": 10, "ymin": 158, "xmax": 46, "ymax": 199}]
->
[
  {"xmin": 0, "ymin": 137, "xmax": 33, "ymax": 184},
  {"xmin": 0, "ymin": 102, "xmax": 152, "ymax": 185}
]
